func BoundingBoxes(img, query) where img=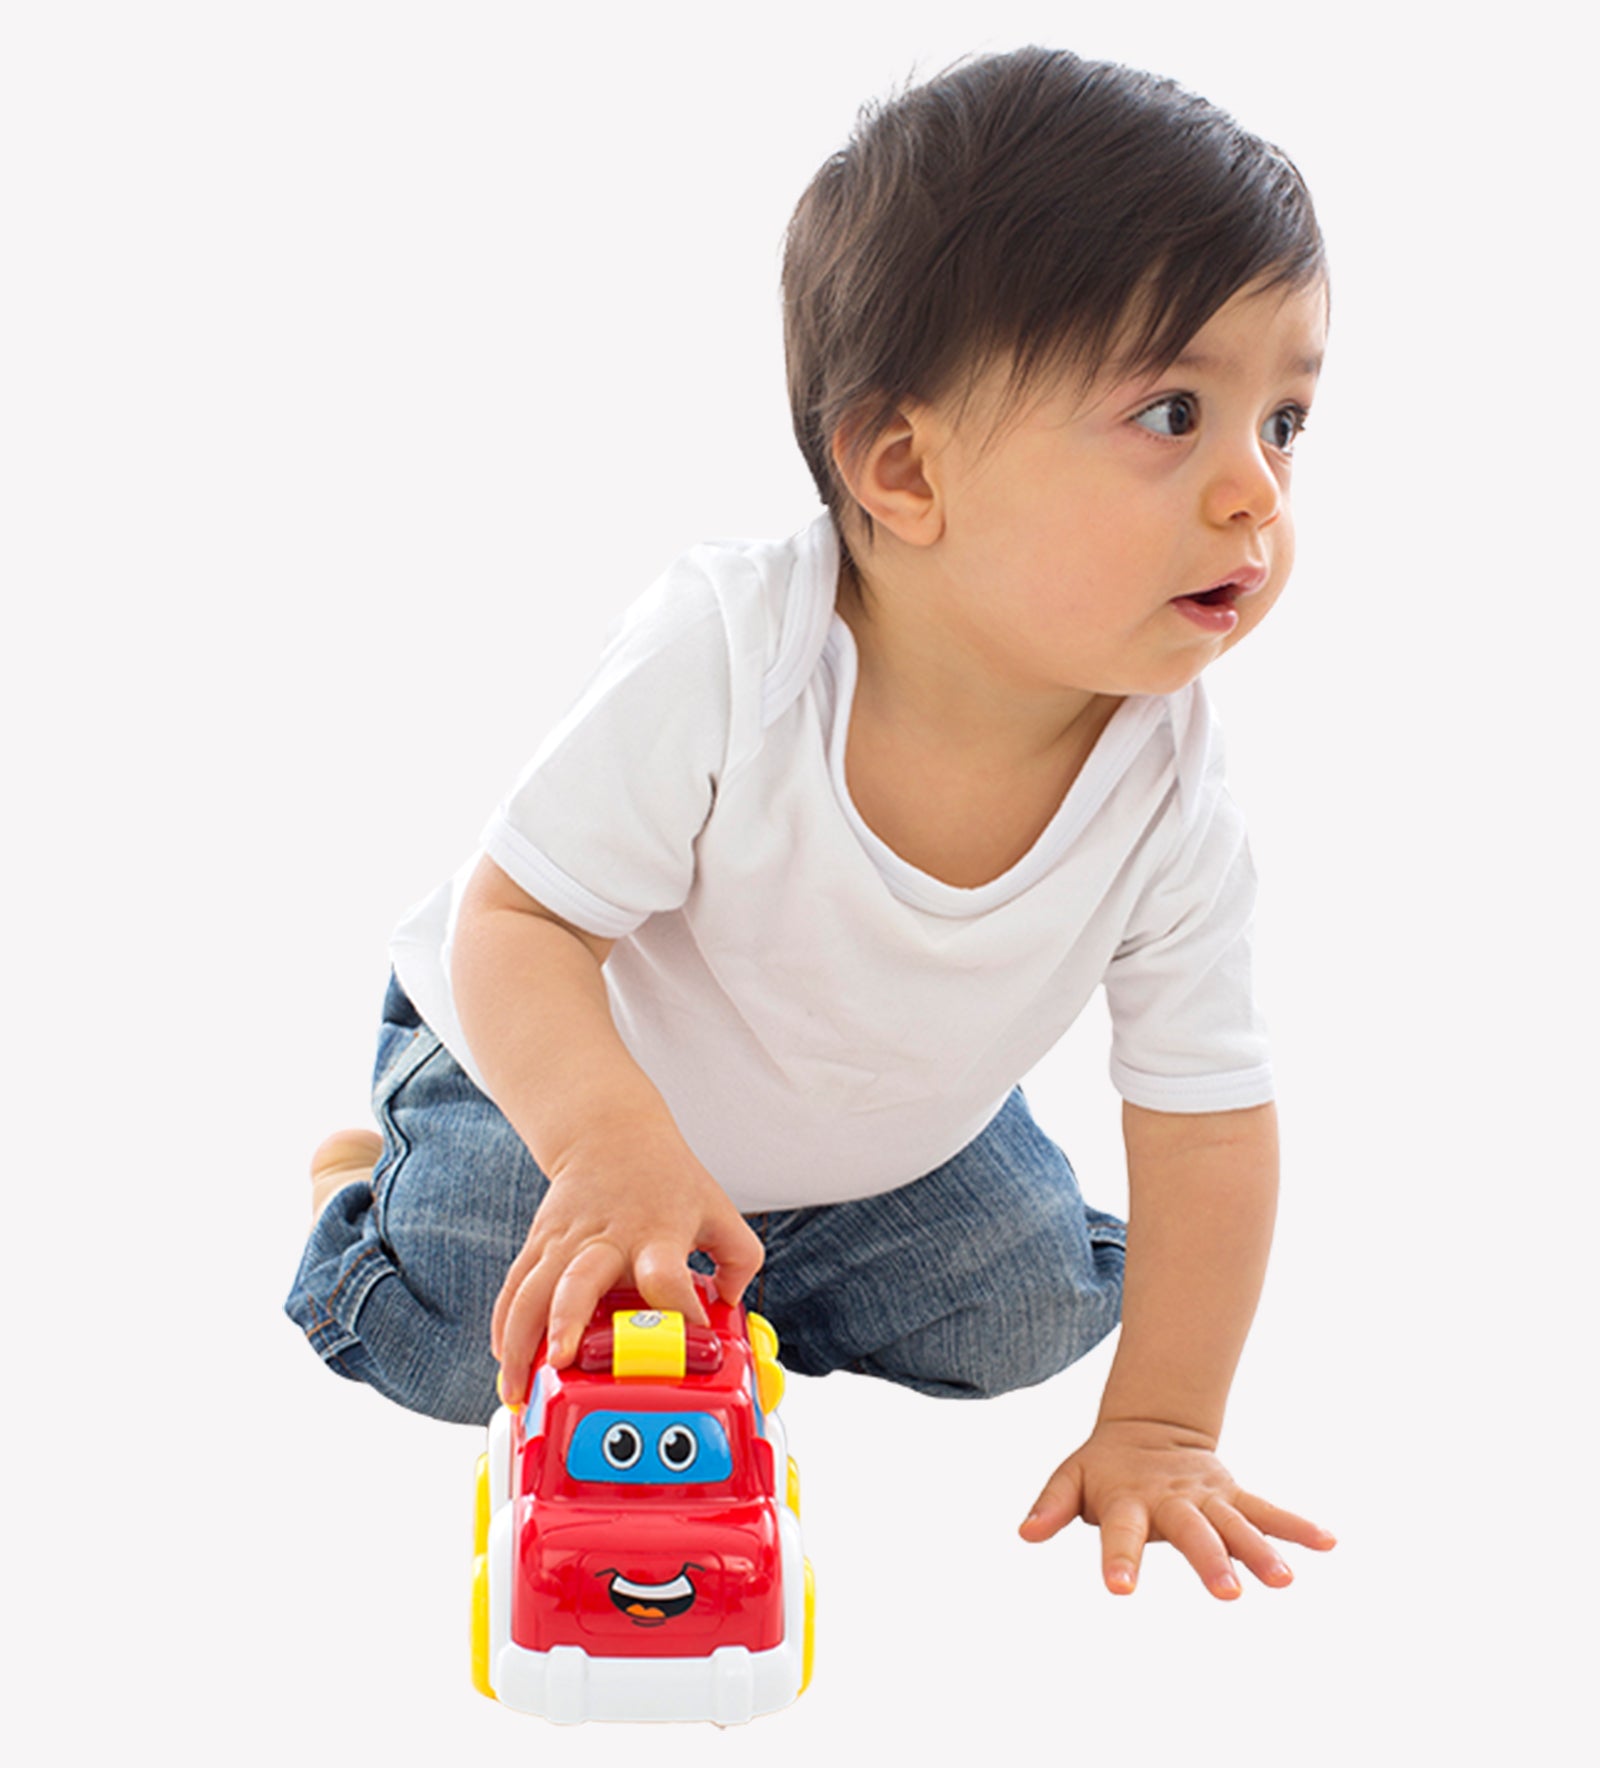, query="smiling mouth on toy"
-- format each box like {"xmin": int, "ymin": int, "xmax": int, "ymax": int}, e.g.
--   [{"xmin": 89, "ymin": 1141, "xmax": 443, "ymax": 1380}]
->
[{"xmin": 604, "ymin": 1568, "xmax": 699, "ymax": 1626}]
